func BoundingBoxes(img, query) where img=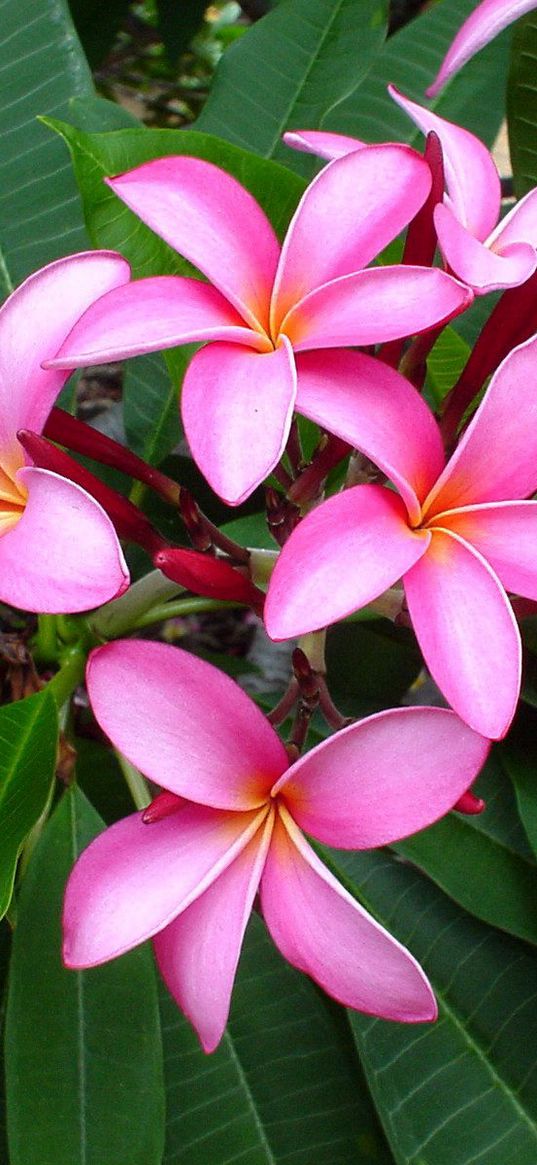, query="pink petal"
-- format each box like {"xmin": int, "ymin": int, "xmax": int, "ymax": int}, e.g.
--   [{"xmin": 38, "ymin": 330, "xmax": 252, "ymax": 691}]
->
[
  {"xmin": 434, "ymin": 203, "xmax": 536, "ymax": 293},
  {"xmin": 0, "ymin": 252, "xmax": 130, "ymax": 459},
  {"xmin": 427, "ymin": 0, "xmax": 537, "ymax": 97},
  {"xmin": 154, "ymin": 814, "xmax": 273, "ymax": 1053},
  {"xmin": 264, "ymin": 485, "xmax": 430, "ymax": 641},
  {"xmin": 270, "ymin": 145, "xmax": 431, "ymax": 333},
  {"xmin": 181, "ymin": 336, "xmax": 296, "ymax": 506},
  {"xmin": 87, "ymin": 640, "xmax": 288, "ymax": 809},
  {"xmin": 48, "ymin": 277, "xmax": 266, "ymax": 368},
  {"xmin": 404, "ymin": 528, "xmax": 521, "ymax": 739},
  {"xmin": 107, "ymin": 157, "xmax": 279, "ymax": 332},
  {"xmin": 283, "ymin": 130, "xmax": 367, "ymax": 160},
  {"xmin": 295, "ymin": 349, "xmax": 445, "ymax": 521},
  {"xmin": 275, "ymin": 706, "xmax": 489, "ymax": 848},
  {"xmin": 424, "ymin": 333, "xmax": 537, "ymax": 517},
  {"xmin": 261, "ymin": 808, "xmax": 437, "ymax": 1022},
  {"xmin": 63, "ymin": 802, "xmax": 268, "ymax": 968},
  {"xmin": 488, "ymin": 185, "xmax": 537, "ymax": 251},
  {"xmin": 434, "ymin": 500, "xmax": 537, "ymax": 599},
  {"xmin": 281, "ymin": 266, "xmax": 472, "ymax": 350},
  {"xmin": 0, "ymin": 467, "xmax": 128, "ymax": 613},
  {"xmin": 389, "ymin": 86, "xmax": 500, "ymax": 239}
]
